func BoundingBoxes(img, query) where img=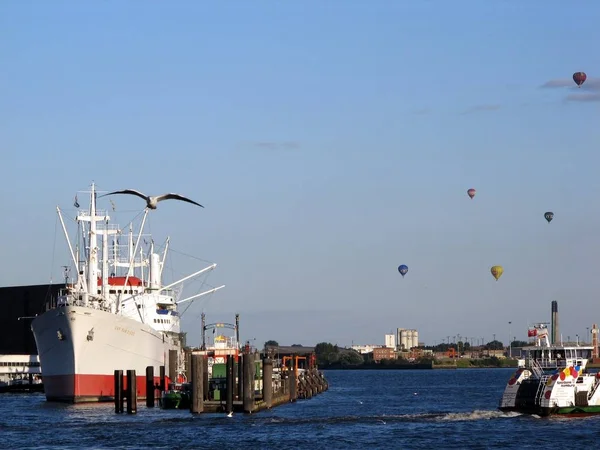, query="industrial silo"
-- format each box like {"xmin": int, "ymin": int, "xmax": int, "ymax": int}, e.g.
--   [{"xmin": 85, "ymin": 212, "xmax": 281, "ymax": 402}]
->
[
  {"xmin": 400, "ymin": 329, "xmax": 409, "ymax": 350},
  {"xmin": 412, "ymin": 330, "xmax": 419, "ymax": 349}
]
